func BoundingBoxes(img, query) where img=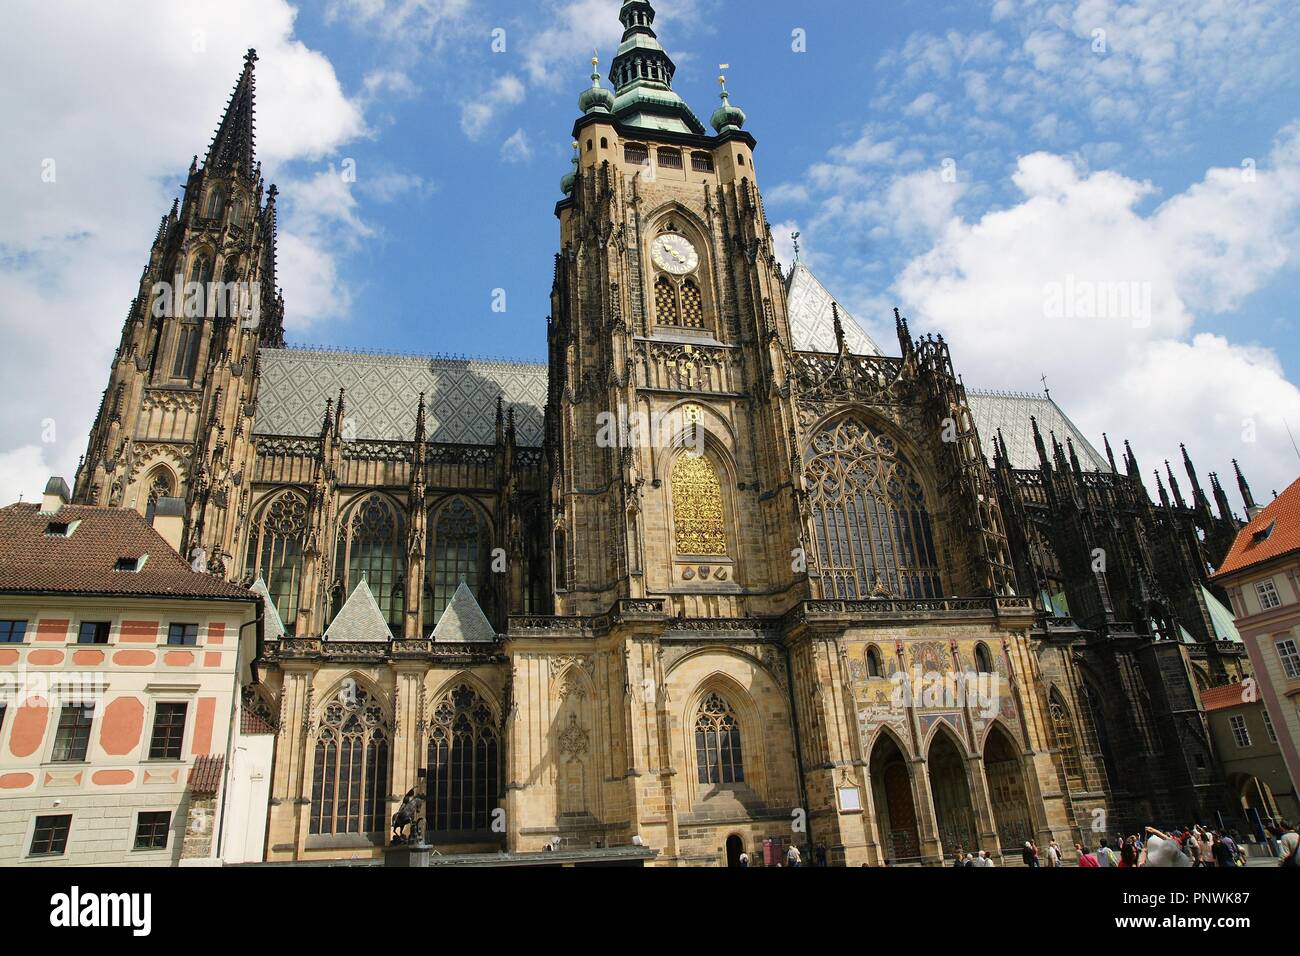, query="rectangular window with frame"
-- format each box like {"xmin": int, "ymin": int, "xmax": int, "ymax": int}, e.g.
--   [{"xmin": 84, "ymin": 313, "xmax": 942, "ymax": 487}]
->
[
  {"xmin": 51, "ymin": 704, "xmax": 94, "ymax": 762},
  {"xmin": 133, "ymin": 811, "xmax": 171, "ymax": 850},
  {"xmin": 29, "ymin": 815, "xmax": 72, "ymax": 856},
  {"xmin": 1262, "ymin": 708, "xmax": 1278, "ymax": 743},
  {"xmin": 77, "ymin": 621, "xmax": 110, "ymax": 645},
  {"xmin": 1278, "ymin": 638, "xmax": 1300, "ymax": 680},
  {"xmin": 691, "ymin": 152, "xmax": 714, "ymax": 173},
  {"xmin": 166, "ymin": 623, "xmax": 199, "ymax": 646},
  {"xmin": 1256, "ymin": 580, "xmax": 1282, "ymax": 610},
  {"xmin": 172, "ymin": 325, "xmax": 200, "ymax": 379},
  {"xmin": 148, "ymin": 702, "xmax": 187, "ymax": 760},
  {"xmin": 624, "ymin": 143, "xmax": 648, "ymax": 165},
  {"xmin": 0, "ymin": 620, "xmax": 27, "ymax": 643},
  {"xmin": 1229, "ymin": 714, "xmax": 1251, "ymax": 748},
  {"xmin": 657, "ymin": 148, "xmax": 683, "ymax": 170}
]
